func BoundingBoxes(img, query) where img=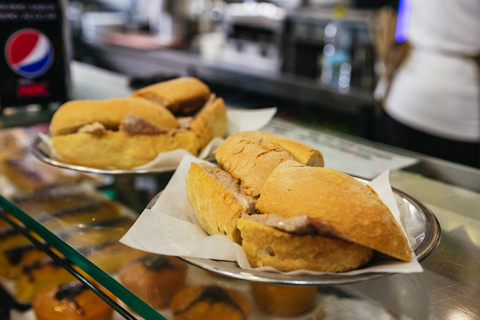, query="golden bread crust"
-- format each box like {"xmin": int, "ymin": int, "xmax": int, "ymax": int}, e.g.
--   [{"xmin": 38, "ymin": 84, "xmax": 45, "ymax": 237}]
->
[
  {"xmin": 214, "ymin": 131, "xmax": 323, "ymax": 197},
  {"xmin": 49, "ymin": 97, "xmax": 178, "ymax": 136},
  {"xmin": 132, "ymin": 77, "xmax": 211, "ymax": 115},
  {"xmin": 190, "ymin": 98, "xmax": 228, "ymax": 149},
  {"xmin": 185, "ymin": 163, "xmax": 243, "ymax": 243},
  {"xmin": 237, "ymin": 218, "xmax": 373, "ymax": 272},
  {"xmin": 256, "ymin": 131, "xmax": 324, "ymax": 166},
  {"xmin": 51, "ymin": 131, "xmax": 201, "ymax": 169},
  {"xmin": 49, "ymin": 78, "xmax": 228, "ymax": 169},
  {"xmin": 186, "ymin": 131, "xmax": 411, "ymax": 272},
  {"xmin": 256, "ymin": 160, "xmax": 412, "ymax": 262}
]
